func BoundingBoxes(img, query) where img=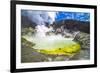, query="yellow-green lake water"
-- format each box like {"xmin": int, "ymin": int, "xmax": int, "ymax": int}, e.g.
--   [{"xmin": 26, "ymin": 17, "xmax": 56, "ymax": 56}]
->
[{"xmin": 23, "ymin": 35, "xmax": 81, "ymax": 56}]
